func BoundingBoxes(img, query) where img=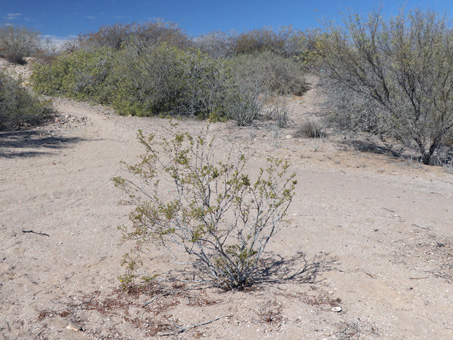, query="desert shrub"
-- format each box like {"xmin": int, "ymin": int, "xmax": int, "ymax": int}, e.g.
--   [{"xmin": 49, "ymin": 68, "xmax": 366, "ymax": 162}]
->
[
  {"xmin": 108, "ymin": 42, "xmax": 237, "ymax": 118},
  {"xmin": 32, "ymin": 37, "xmax": 62, "ymax": 64},
  {"xmin": 223, "ymin": 87, "xmax": 262, "ymax": 126},
  {"xmin": 264, "ymin": 97, "xmax": 293, "ymax": 128},
  {"xmin": 294, "ymin": 119, "xmax": 325, "ymax": 139},
  {"xmin": 194, "ymin": 31, "xmax": 236, "ymax": 59},
  {"xmin": 31, "ymin": 40, "xmax": 279, "ymax": 126},
  {"xmin": 0, "ymin": 71, "xmax": 50, "ymax": 129},
  {"xmin": 233, "ymin": 27, "xmax": 282, "ymax": 55},
  {"xmin": 193, "ymin": 26, "xmax": 325, "ymax": 67},
  {"xmin": 31, "ymin": 46, "xmax": 115, "ymax": 103},
  {"xmin": 319, "ymin": 8, "xmax": 453, "ymax": 165},
  {"xmin": 291, "ymin": 29, "xmax": 327, "ymax": 69},
  {"xmin": 232, "ymin": 27, "xmax": 304, "ymax": 56},
  {"xmin": 77, "ymin": 19, "xmax": 190, "ymax": 51},
  {"xmin": 0, "ymin": 26, "xmax": 41, "ymax": 64},
  {"xmin": 114, "ymin": 126, "xmax": 296, "ymax": 290},
  {"xmin": 229, "ymin": 51, "xmax": 307, "ymax": 96}
]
